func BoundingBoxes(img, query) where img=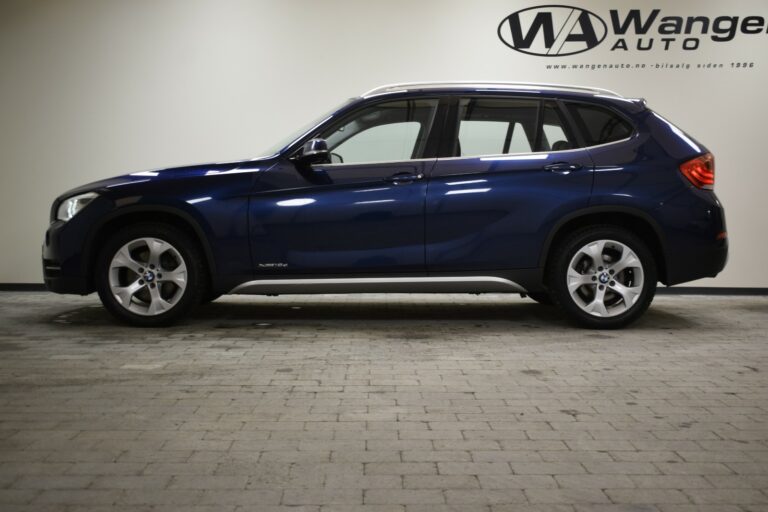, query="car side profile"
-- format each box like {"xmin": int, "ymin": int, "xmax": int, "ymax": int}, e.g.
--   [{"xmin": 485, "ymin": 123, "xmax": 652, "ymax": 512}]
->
[{"xmin": 43, "ymin": 81, "xmax": 727, "ymax": 328}]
